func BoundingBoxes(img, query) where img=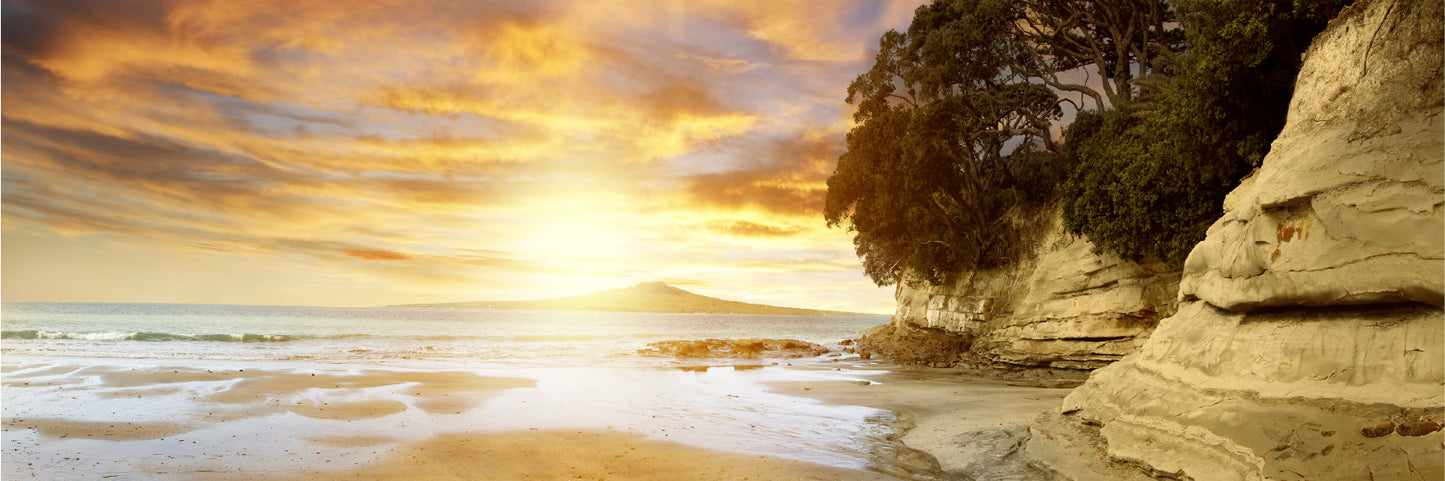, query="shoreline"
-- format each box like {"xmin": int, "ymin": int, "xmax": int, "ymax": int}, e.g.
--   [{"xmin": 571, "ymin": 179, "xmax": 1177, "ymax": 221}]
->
[
  {"xmin": 2, "ymin": 353, "xmax": 1101, "ymax": 480},
  {"xmin": 0, "ymin": 356, "xmax": 899, "ymax": 479},
  {"xmin": 768, "ymin": 364, "xmax": 1182, "ymax": 481},
  {"xmin": 767, "ymin": 364, "xmax": 1077, "ymax": 479}
]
